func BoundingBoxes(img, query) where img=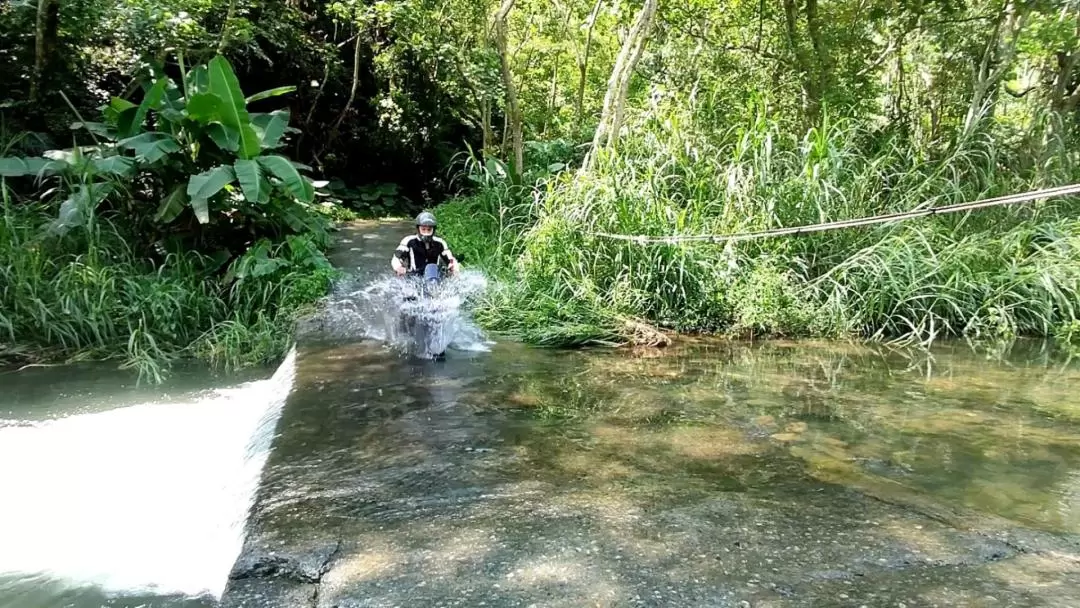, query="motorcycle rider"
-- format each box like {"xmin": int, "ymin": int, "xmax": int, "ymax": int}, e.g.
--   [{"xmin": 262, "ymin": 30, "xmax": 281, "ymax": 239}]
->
[{"xmin": 391, "ymin": 211, "xmax": 460, "ymax": 277}]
